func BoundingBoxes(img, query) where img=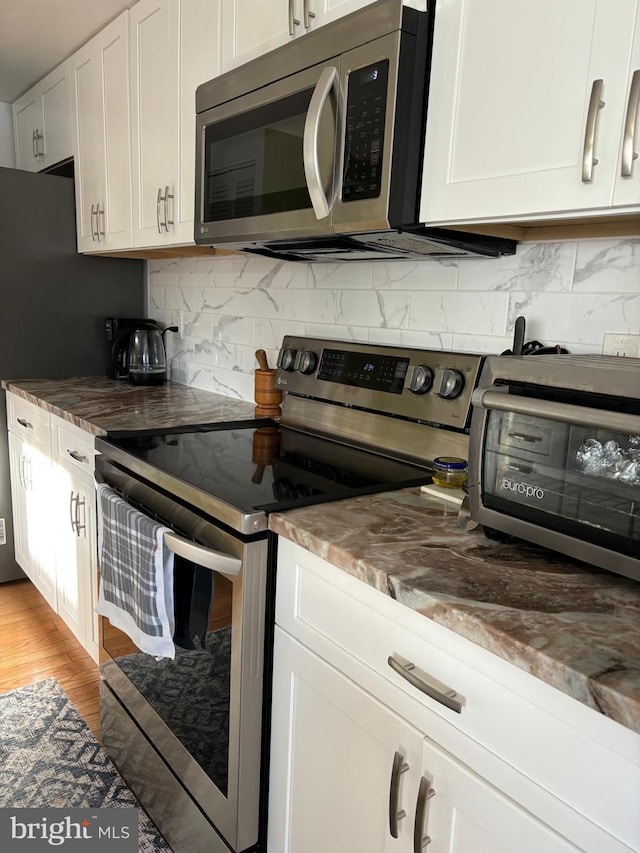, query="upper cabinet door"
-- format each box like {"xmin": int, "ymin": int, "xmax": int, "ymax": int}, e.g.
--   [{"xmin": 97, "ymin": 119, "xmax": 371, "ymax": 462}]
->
[
  {"xmin": 420, "ymin": 0, "xmax": 640, "ymax": 225},
  {"xmin": 70, "ymin": 46, "xmax": 103, "ymax": 251},
  {"xmin": 130, "ymin": 0, "xmax": 221, "ymax": 248},
  {"xmin": 71, "ymin": 12, "xmax": 132, "ymax": 253},
  {"xmin": 221, "ymin": 0, "xmax": 294, "ymax": 71},
  {"xmin": 220, "ymin": 0, "xmax": 375, "ymax": 72},
  {"xmin": 12, "ymin": 61, "xmax": 72, "ymax": 173},
  {"xmin": 613, "ymin": 7, "xmax": 640, "ymax": 207},
  {"xmin": 130, "ymin": 0, "xmax": 180, "ymax": 247},
  {"xmin": 101, "ymin": 14, "xmax": 134, "ymax": 251},
  {"xmin": 13, "ymin": 94, "xmax": 42, "ymax": 172},
  {"xmin": 39, "ymin": 60, "xmax": 72, "ymax": 170}
]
